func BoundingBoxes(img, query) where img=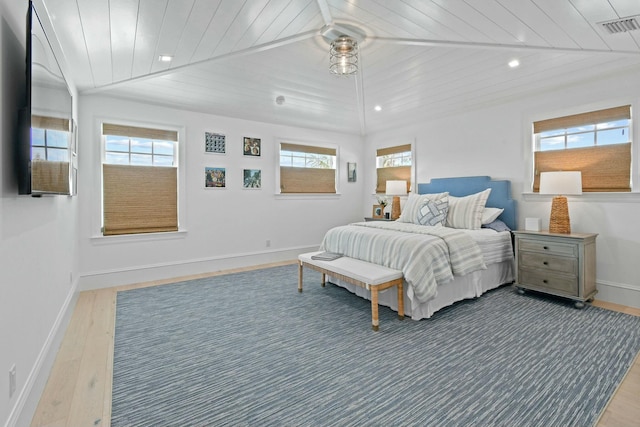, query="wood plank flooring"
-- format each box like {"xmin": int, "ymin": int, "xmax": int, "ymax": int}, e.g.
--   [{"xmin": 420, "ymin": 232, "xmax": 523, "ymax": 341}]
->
[{"xmin": 30, "ymin": 263, "xmax": 640, "ymax": 427}]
